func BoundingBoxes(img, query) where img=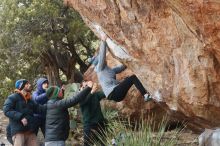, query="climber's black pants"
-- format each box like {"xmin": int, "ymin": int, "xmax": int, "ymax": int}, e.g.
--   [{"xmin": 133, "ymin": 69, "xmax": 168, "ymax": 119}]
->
[{"xmin": 108, "ymin": 75, "xmax": 147, "ymax": 102}]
